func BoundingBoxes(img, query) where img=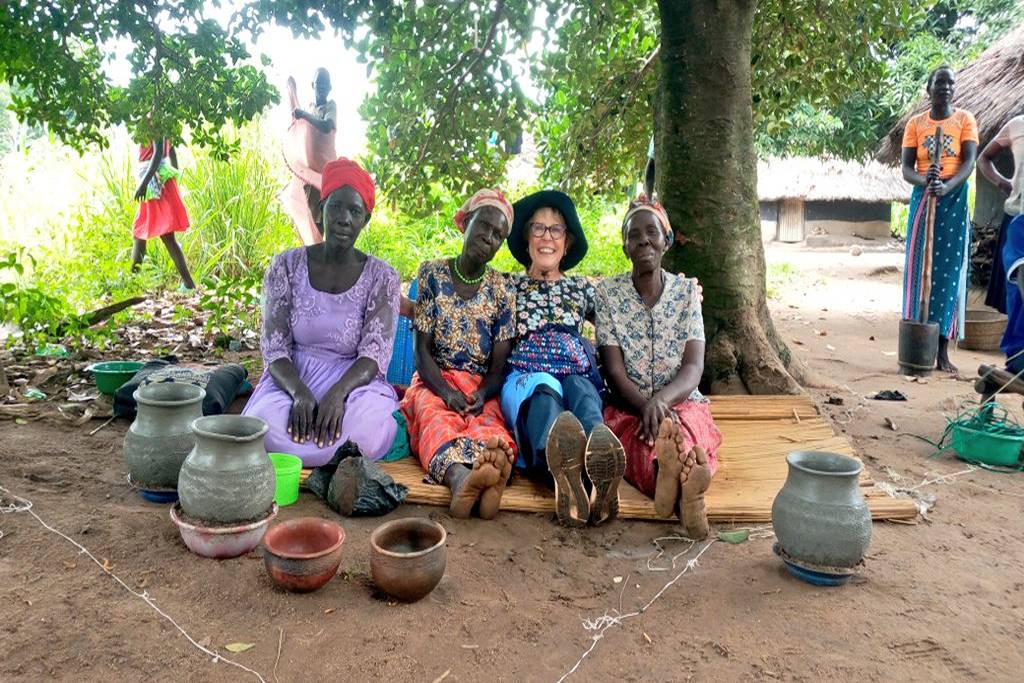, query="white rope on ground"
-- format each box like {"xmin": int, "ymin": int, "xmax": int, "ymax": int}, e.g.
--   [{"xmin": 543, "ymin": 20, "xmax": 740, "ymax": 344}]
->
[
  {"xmin": 0, "ymin": 485, "xmax": 267, "ymax": 683},
  {"xmin": 555, "ymin": 538, "xmax": 718, "ymax": 683}
]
